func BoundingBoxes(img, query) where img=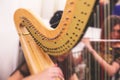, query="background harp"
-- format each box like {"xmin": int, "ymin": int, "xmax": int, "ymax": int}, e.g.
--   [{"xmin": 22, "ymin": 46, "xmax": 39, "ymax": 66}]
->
[{"xmin": 14, "ymin": 0, "xmax": 96, "ymax": 77}]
